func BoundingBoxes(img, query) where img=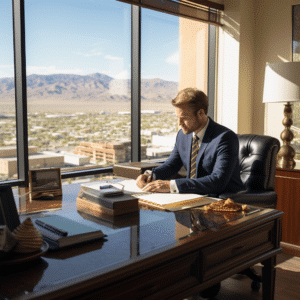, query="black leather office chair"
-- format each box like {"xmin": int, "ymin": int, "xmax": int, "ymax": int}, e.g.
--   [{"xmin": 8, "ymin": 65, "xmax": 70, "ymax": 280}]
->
[
  {"xmin": 219, "ymin": 134, "xmax": 280, "ymax": 208},
  {"xmin": 199, "ymin": 134, "xmax": 280, "ymax": 299}
]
